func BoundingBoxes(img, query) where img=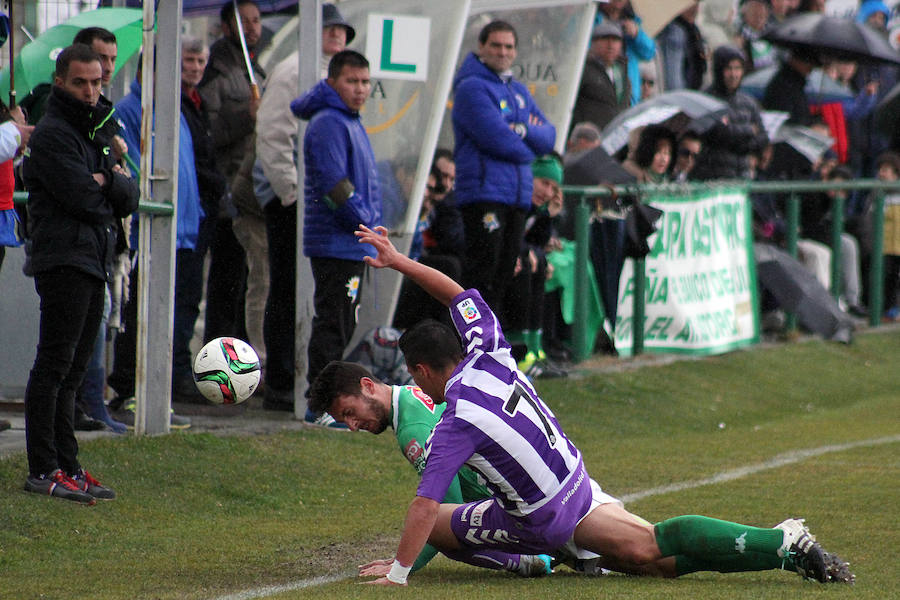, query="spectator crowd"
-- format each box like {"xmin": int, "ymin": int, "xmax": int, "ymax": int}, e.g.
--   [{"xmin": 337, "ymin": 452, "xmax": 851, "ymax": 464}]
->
[{"xmin": 3, "ymin": 0, "xmax": 900, "ymax": 501}]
